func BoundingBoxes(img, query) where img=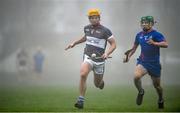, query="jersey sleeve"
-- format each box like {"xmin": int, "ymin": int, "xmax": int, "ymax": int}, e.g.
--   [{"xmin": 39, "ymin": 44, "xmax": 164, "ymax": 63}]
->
[
  {"xmin": 134, "ymin": 33, "xmax": 139, "ymax": 45},
  {"xmin": 154, "ymin": 32, "xmax": 166, "ymax": 42},
  {"xmin": 83, "ymin": 26, "xmax": 88, "ymax": 39},
  {"xmin": 83, "ymin": 26, "xmax": 86, "ymax": 34},
  {"xmin": 105, "ymin": 28, "xmax": 113, "ymax": 39}
]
